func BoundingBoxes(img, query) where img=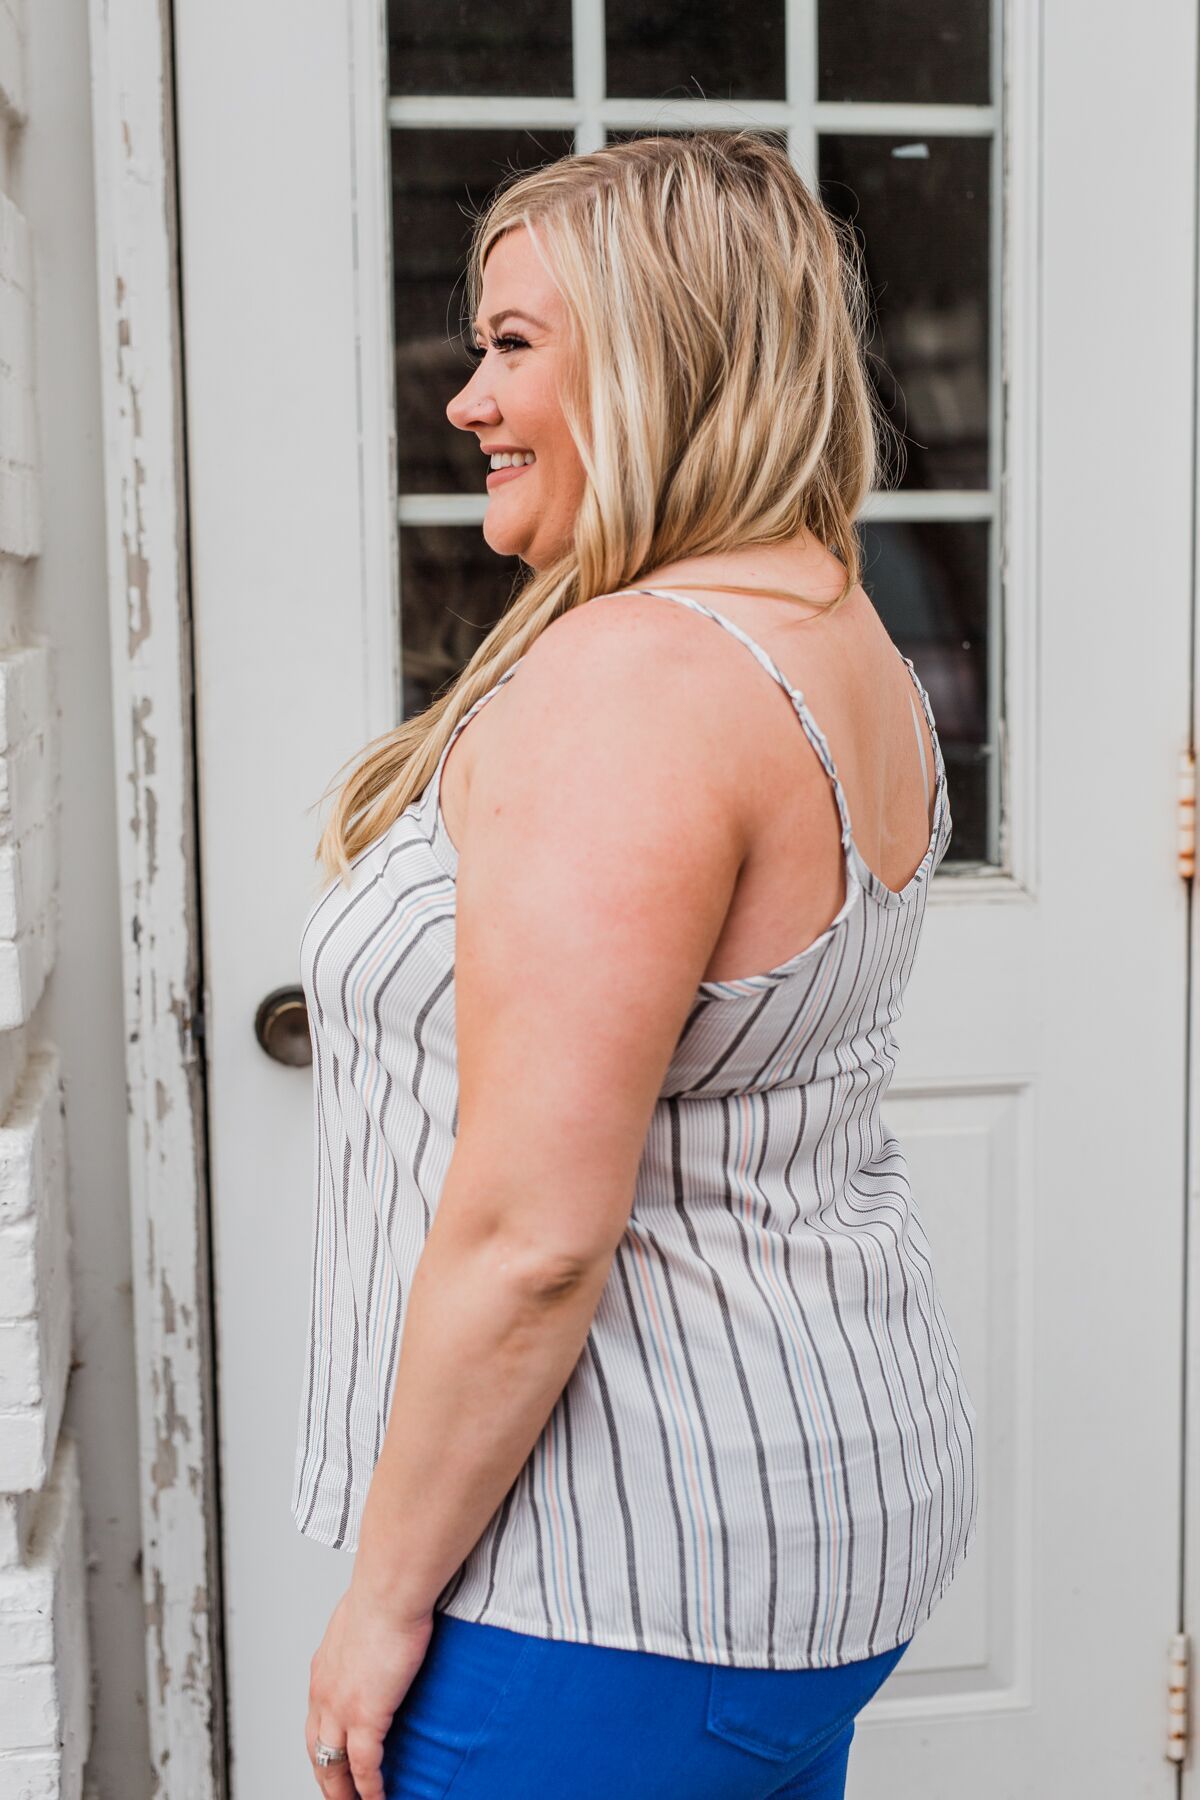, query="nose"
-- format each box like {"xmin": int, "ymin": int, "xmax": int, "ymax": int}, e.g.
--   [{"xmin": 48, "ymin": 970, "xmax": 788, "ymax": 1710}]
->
[{"xmin": 446, "ymin": 362, "xmax": 501, "ymax": 433}]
